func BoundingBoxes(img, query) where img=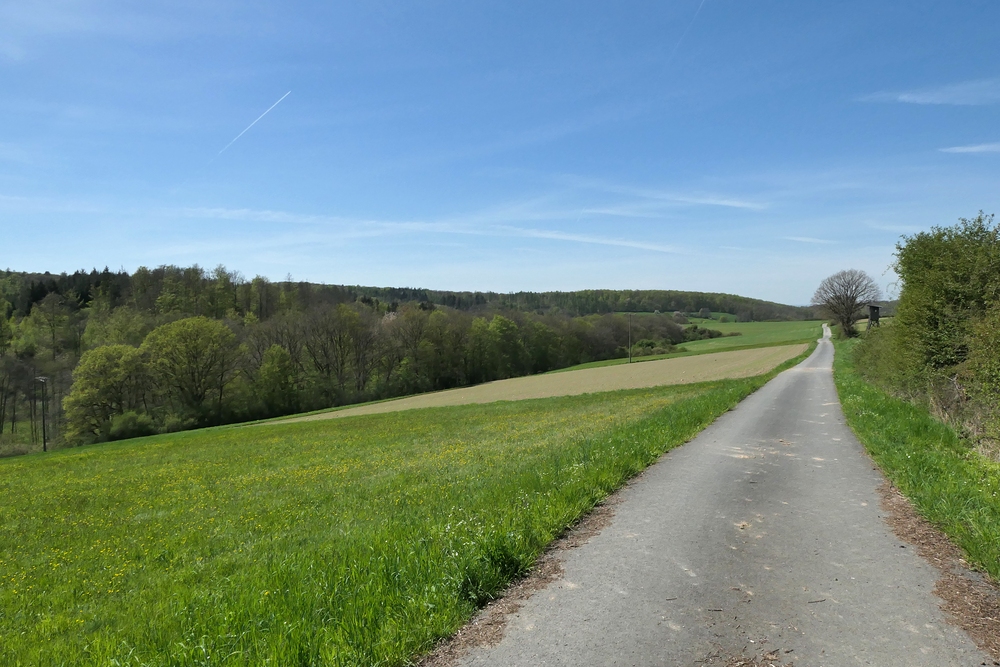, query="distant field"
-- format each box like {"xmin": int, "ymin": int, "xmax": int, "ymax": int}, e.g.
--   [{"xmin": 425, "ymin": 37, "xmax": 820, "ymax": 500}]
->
[
  {"xmin": 561, "ymin": 320, "xmax": 823, "ymax": 371},
  {"xmin": 0, "ymin": 353, "xmax": 811, "ymax": 666},
  {"xmin": 679, "ymin": 319, "xmax": 822, "ymax": 352},
  {"xmin": 283, "ymin": 344, "xmax": 807, "ymax": 422}
]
